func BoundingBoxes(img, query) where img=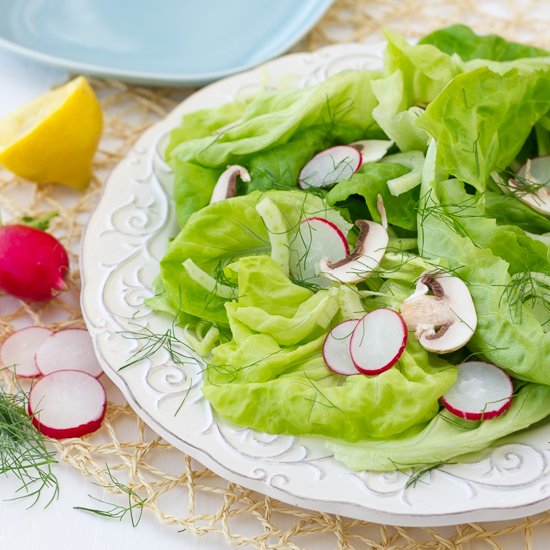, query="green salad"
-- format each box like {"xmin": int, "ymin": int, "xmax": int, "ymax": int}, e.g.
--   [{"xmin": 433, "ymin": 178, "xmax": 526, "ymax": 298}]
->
[{"xmin": 149, "ymin": 25, "xmax": 550, "ymax": 472}]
